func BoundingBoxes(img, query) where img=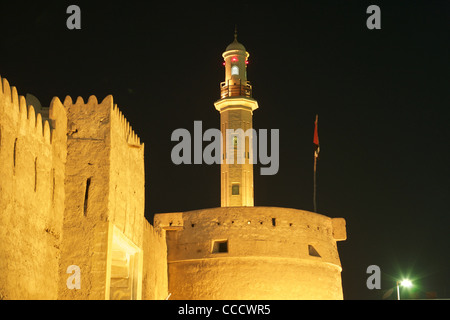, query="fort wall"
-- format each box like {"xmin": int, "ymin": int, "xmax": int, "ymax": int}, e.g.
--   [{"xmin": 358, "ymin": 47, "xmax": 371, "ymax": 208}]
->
[
  {"xmin": 109, "ymin": 103, "xmax": 145, "ymax": 247},
  {"xmin": 57, "ymin": 94, "xmax": 147, "ymax": 300},
  {"xmin": 57, "ymin": 95, "xmax": 113, "ymax": 299},
  {"xmin": 155, "ymin": 206, "xmax": 346, "ymax": 299},
  {"xmin": 0, "ymin": 76, "xmax": 67, "ymax": 299},
  {"xmin": 0, "ymin": 75, "xmax": 158, "ymax": 300},
  {"xmin": 142, "ymin": 219, "xmax": 168, "ymax": 300}
]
